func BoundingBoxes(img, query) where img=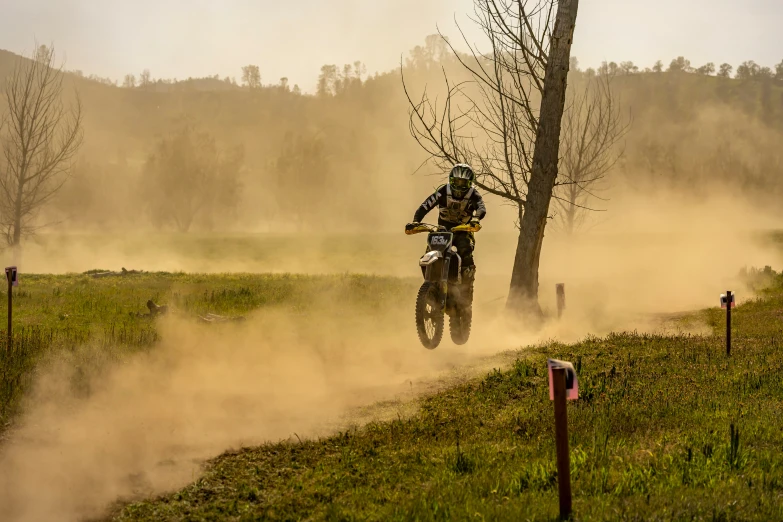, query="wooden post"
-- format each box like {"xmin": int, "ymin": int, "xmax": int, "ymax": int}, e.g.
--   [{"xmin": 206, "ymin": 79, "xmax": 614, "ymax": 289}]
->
[
  {"xmin": 556, "ymin": 283, "xmax": 566, "ymax": 318},
  {"xmin": 552, "ymin": 367, "xmax": 572, "ymax": 519},
  {"xmin": 726, "ymin": 290, "xmax": 732, "ymax": 357},
  {"xmin": 6, "ymin": 270, "xmax": 11, "ymax": 353}
]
